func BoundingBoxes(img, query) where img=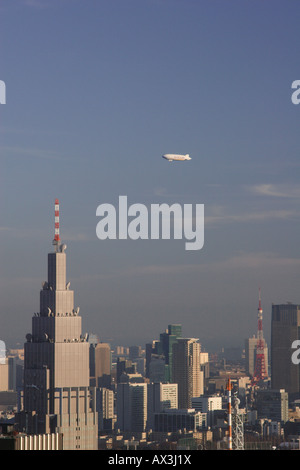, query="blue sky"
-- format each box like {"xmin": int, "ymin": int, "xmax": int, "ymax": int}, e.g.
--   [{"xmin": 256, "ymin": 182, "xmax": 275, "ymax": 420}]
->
[{"xmin": 1, "ymin": 0, "xmax": 300, "ymax": 351}]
